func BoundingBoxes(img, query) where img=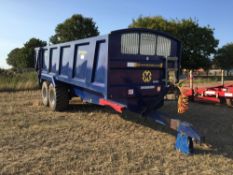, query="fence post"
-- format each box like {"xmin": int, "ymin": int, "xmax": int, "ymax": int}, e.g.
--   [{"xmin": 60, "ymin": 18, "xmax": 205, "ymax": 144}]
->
[
  {"xmin": 189, "ymin": 70, "xmax": 193, "ymax": 89},
  {"xmin": 221, "ymin": 70, "xmax": 224, "ymax": 86}
]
